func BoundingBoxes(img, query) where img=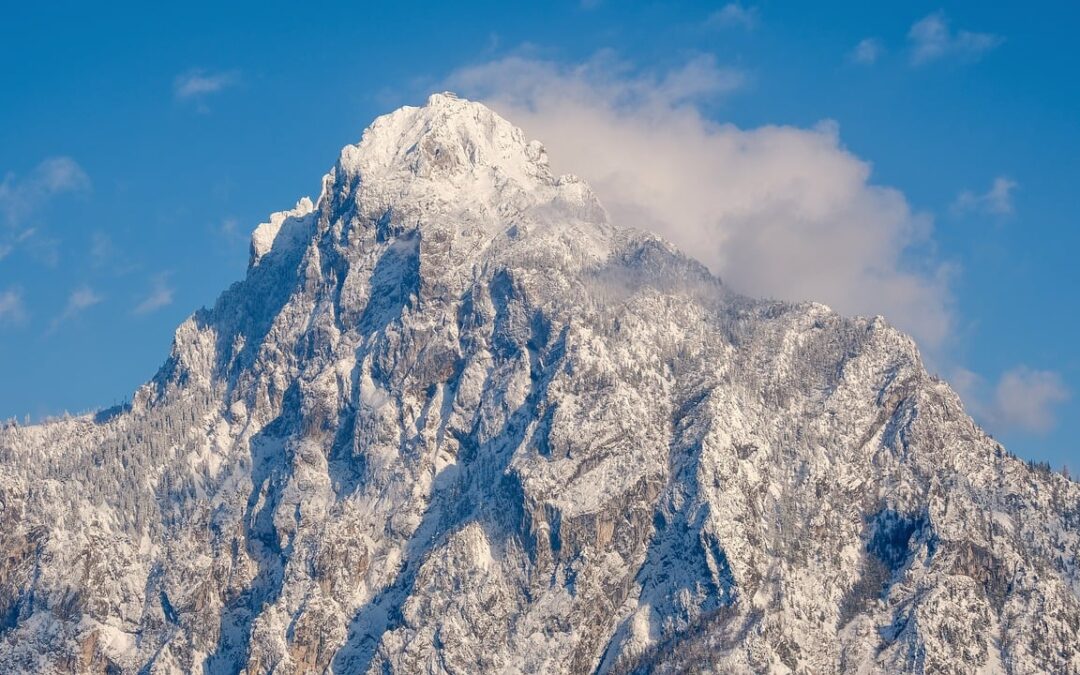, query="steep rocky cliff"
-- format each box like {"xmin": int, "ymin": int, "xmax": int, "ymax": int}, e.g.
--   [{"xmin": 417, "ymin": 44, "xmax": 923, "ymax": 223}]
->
[{"xmin": 1, "ymin": 94, "xmax": 1077, "ymax": 674}]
